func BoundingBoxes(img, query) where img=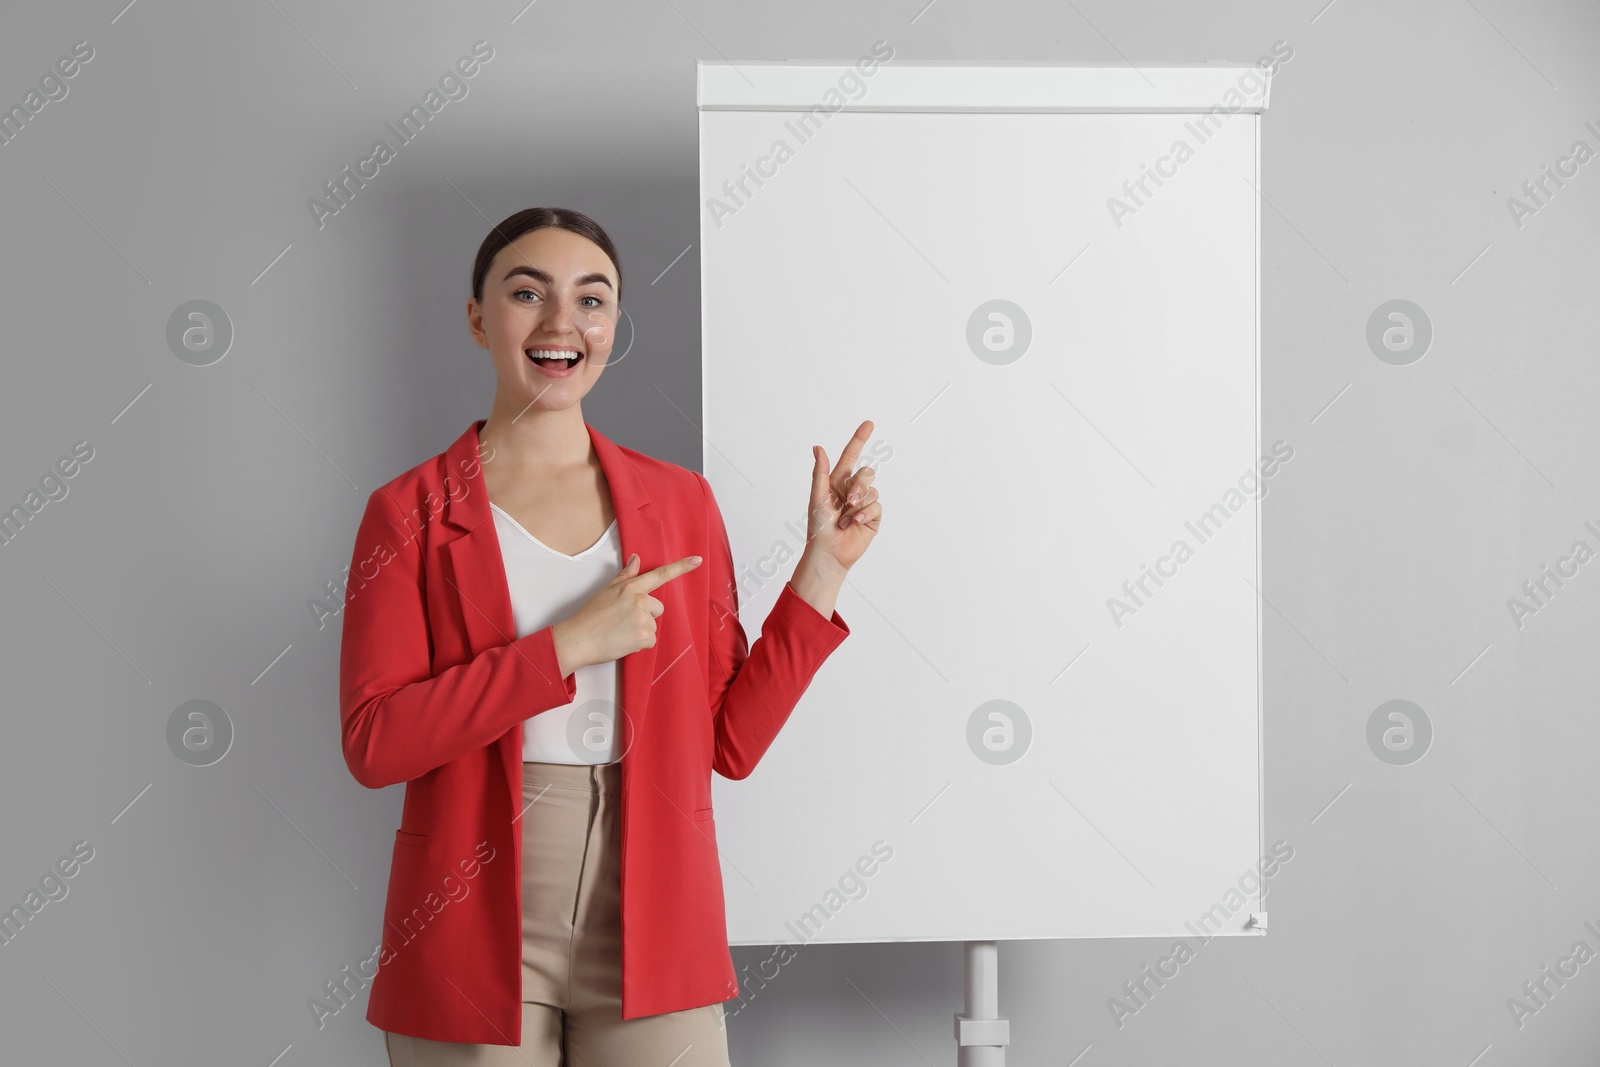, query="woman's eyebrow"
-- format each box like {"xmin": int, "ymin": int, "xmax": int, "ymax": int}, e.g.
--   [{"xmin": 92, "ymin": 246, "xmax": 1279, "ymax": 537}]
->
[{"xmin": 501, "ymin": 265, "xmax": 614, "ymax": 291}]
